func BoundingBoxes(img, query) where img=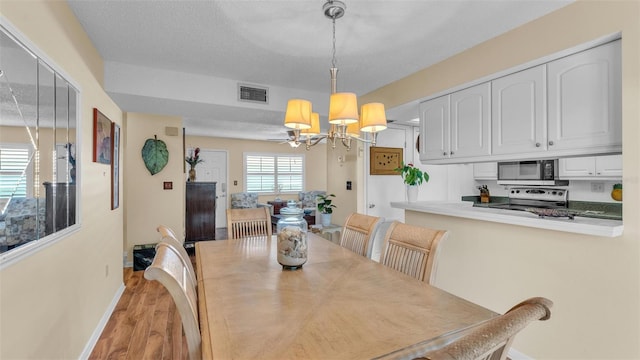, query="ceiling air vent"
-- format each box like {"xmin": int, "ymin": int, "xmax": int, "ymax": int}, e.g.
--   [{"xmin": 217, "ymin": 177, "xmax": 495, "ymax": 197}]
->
[{"xmin": 238, "ymin": 84, "xmax": 269, "ymax": 104}]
